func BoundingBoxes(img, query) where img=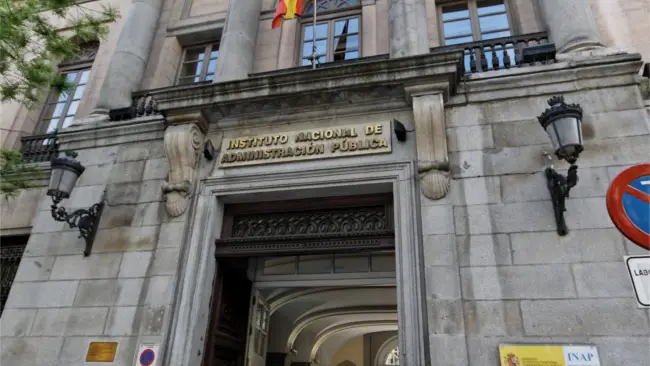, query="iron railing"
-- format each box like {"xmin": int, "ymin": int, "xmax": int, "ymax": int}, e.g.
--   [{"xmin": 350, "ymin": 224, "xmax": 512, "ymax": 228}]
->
[
  {"xmin": 20, "ymin": 132, "xmax": 59, "ymax": 163},
  {"xmin": 109, "ymin": 92, "xmax": 160, "ymax": 121},
  {"xmin": 0, "ymin": 236, "xmax": 28, "ymax": 316},
  {"xmin": 432, "ymin": 32, "xmax": 553, "ymax": 74}
]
